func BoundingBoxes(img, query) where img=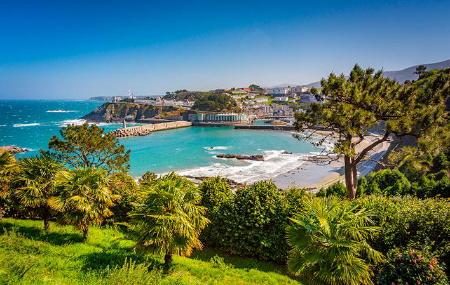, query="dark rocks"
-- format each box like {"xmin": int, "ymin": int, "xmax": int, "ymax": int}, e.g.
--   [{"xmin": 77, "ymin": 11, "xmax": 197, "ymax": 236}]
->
[
  {"xmin": 0, "ymin": 145, "xmax": 29, "ymax": 154},
  {"xmin": 216, "ymin": 154, "xmax": 264, "ymax": 161}
]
